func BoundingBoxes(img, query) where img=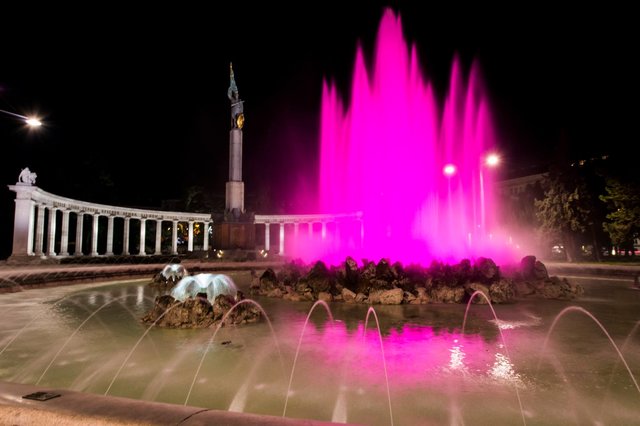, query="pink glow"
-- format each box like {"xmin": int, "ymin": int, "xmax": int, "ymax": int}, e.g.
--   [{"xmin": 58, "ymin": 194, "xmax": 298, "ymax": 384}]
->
[
  {"xmin": 306, "ymin": 8, "xmax": 518, "ymax": 265},
  {"xmin": 289, "ymin": 319, "xmax": 492, "ymax": 389}
]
